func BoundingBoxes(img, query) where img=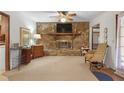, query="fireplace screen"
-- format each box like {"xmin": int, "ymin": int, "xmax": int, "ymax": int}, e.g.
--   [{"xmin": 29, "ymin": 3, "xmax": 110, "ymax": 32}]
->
[{"xmin": 56, "ymin": 40, "xmax": 72, "ymax": 49}]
